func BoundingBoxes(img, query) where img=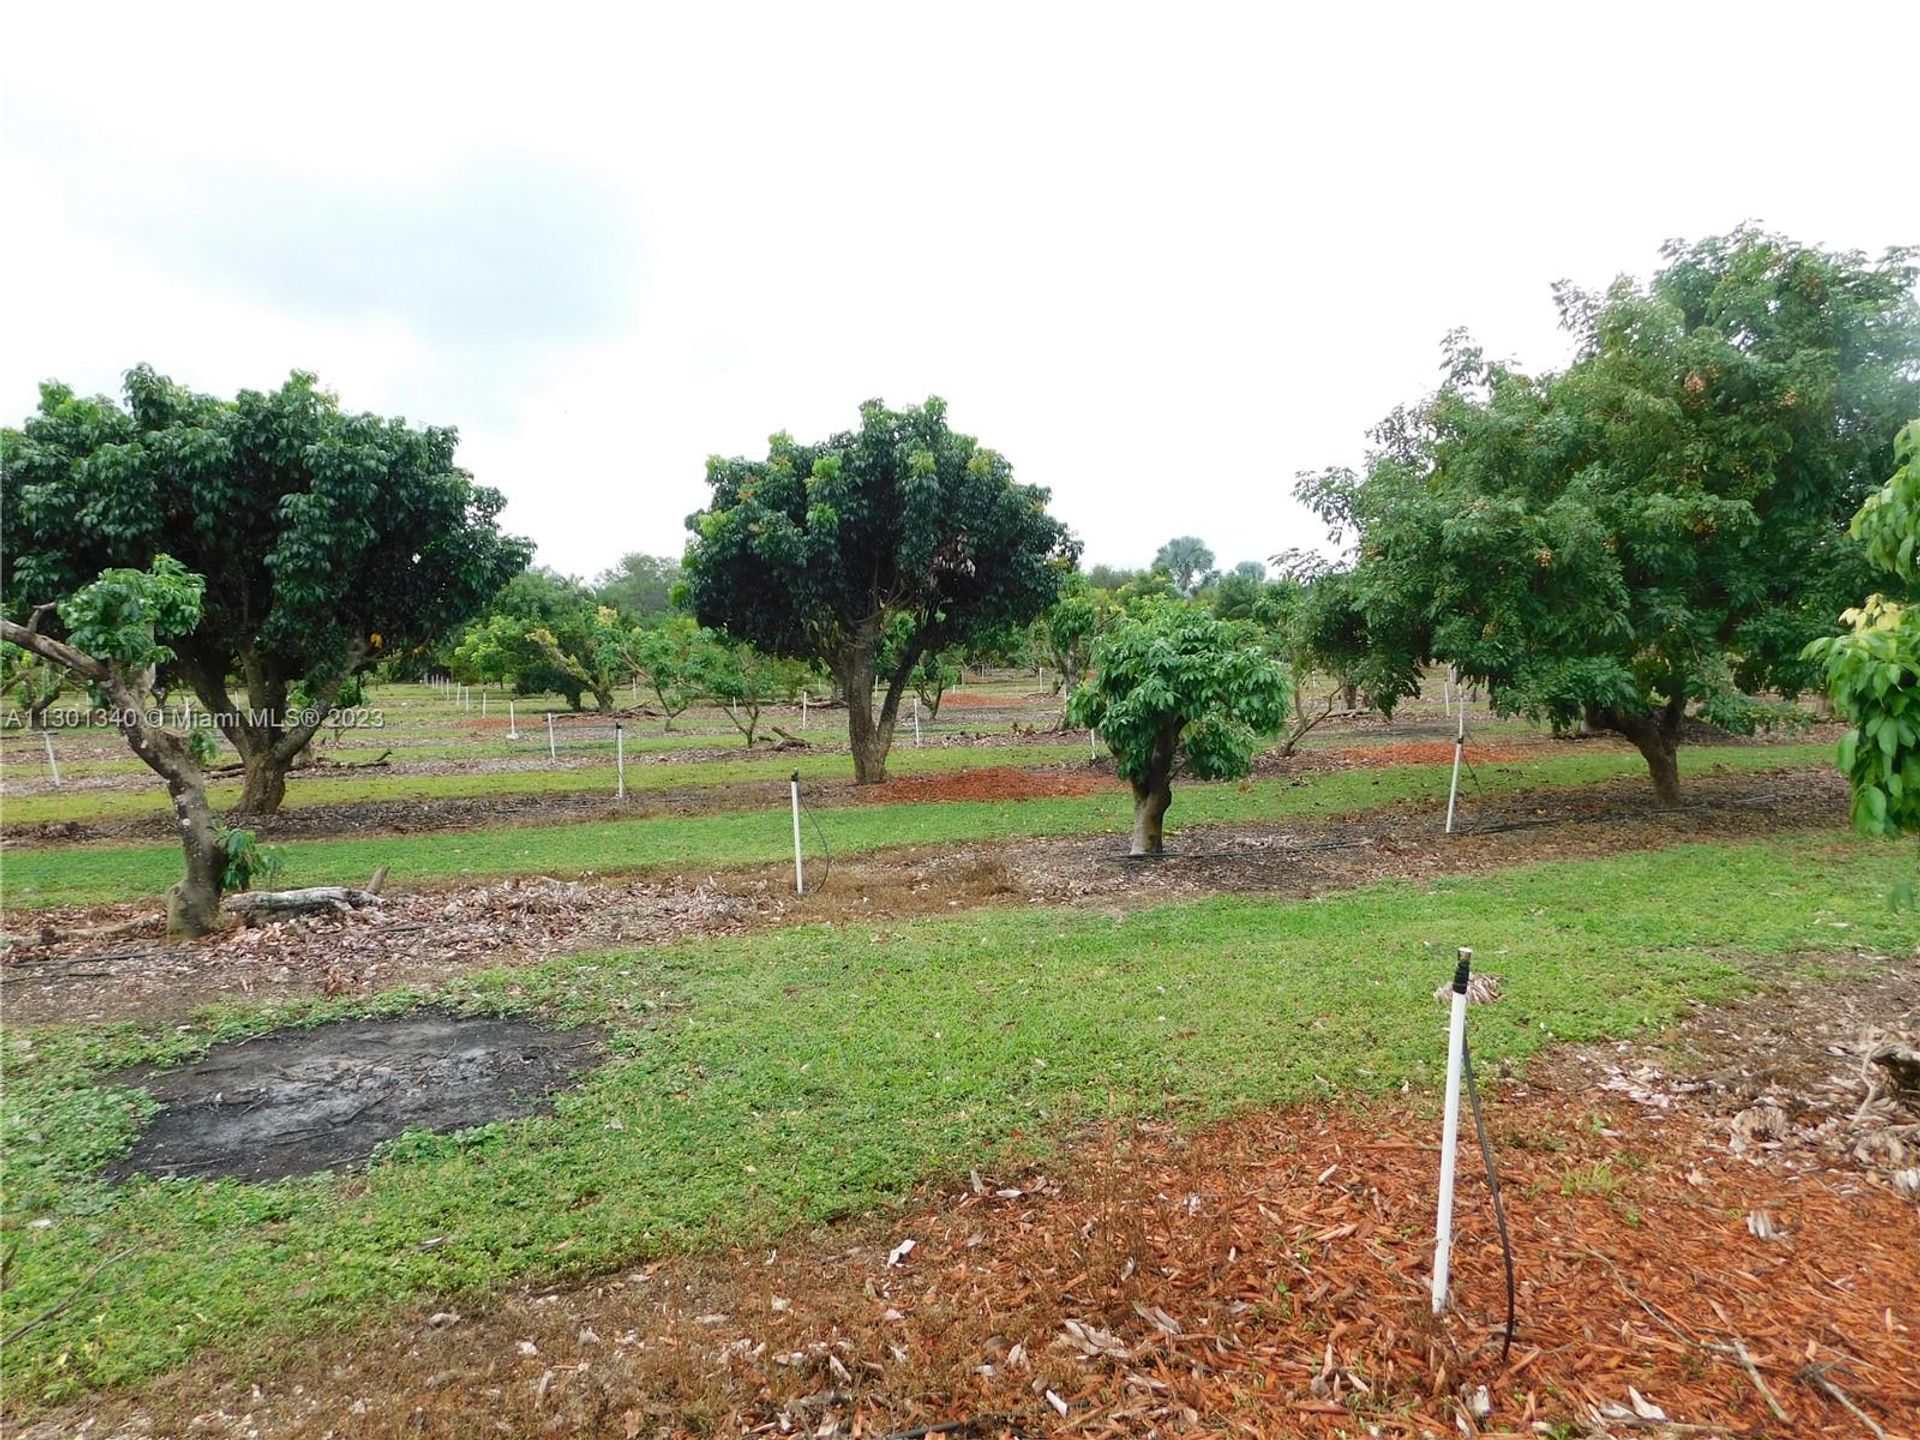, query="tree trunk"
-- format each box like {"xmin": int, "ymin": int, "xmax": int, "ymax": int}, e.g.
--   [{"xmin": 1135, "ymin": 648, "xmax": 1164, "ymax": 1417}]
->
[
  {"xmin": 121, "ymin": 695, "xmax": 228, "ymax": 937},
  {"xmin": 847, "ymin": 684, "xmax": 895, "ymax": 785},
  {"xmin": 237, "ymin": 755, "xmax": 289, "ymax": 814},
  {"xmin": 1130, "ymin": 778, "xmax": 1173, "ymax": 856},
  {"xmin": 1128, "ymin": 729, "xmax": 1180, "ymax": 856},
  {"xmin": 840, "ymin": 639, "xmax": 902, "ymax": 785},
  {"xmin": 1637, "ymin": 729, "xmax": 1682, "ymax": 807},
  {"xmin": 1593, "ymin": 698, "xmax": 1685, "ymax": 807},
  {"xmin": 168, "ymin": 803, "xmax": 227, "ymax": 939},
  {"xmin": 3, "ymin": 619, "xmax": 228, "ymax": 938}
]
